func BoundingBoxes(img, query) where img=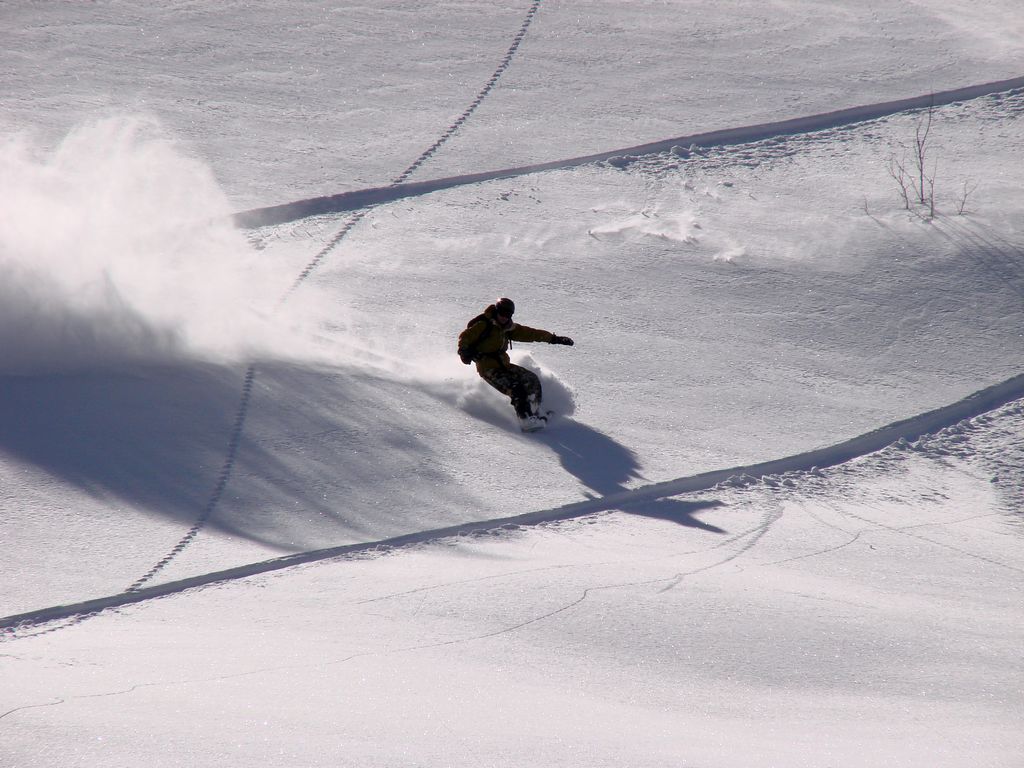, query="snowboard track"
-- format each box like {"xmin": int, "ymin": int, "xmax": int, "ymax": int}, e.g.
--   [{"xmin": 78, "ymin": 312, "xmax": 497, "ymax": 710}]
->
[
  {"xmin": 3, "ymin": 372, "xmax": 1022, "ymax": 633},
  {"xmin": 234, "ymin": 75, "xmax": 1024, "ymax": 229}
]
